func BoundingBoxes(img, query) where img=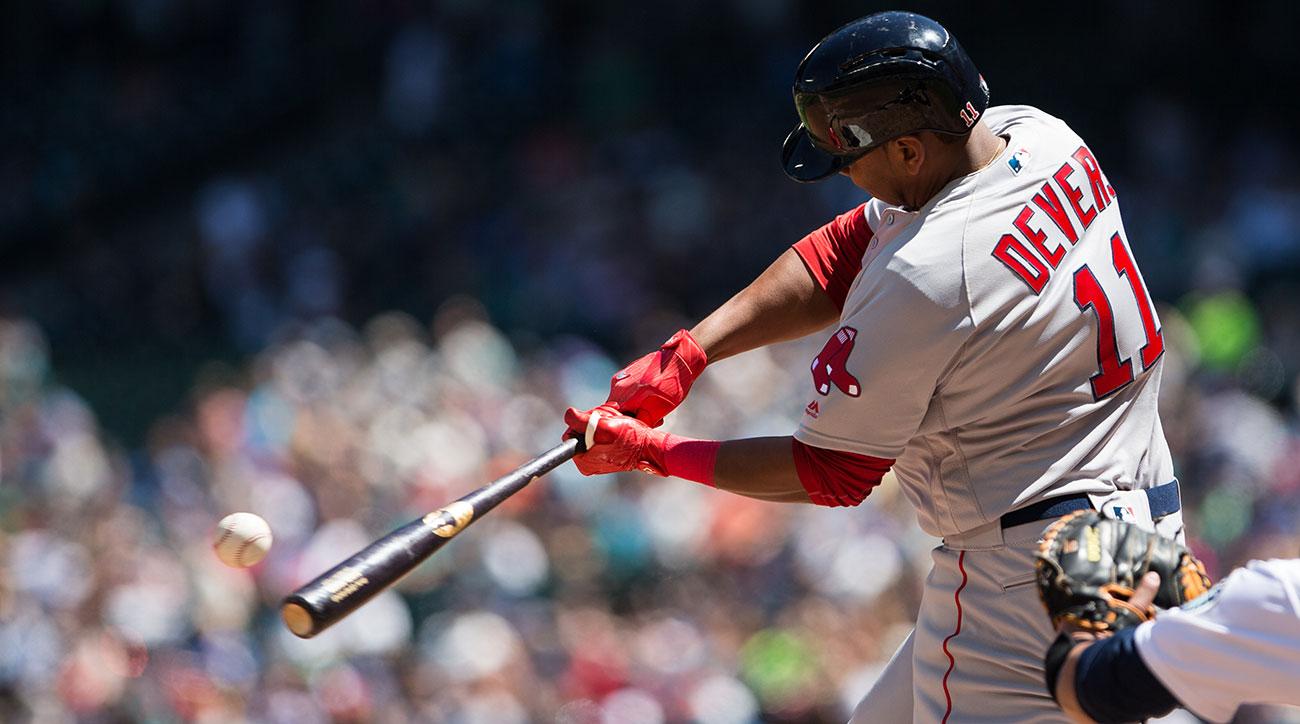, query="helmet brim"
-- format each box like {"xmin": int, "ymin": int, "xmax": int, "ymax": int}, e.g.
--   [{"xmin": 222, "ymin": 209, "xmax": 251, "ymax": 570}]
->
[{"xmin": 781, "ymin": 125, "xmax": 852, "ymax": 183}]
